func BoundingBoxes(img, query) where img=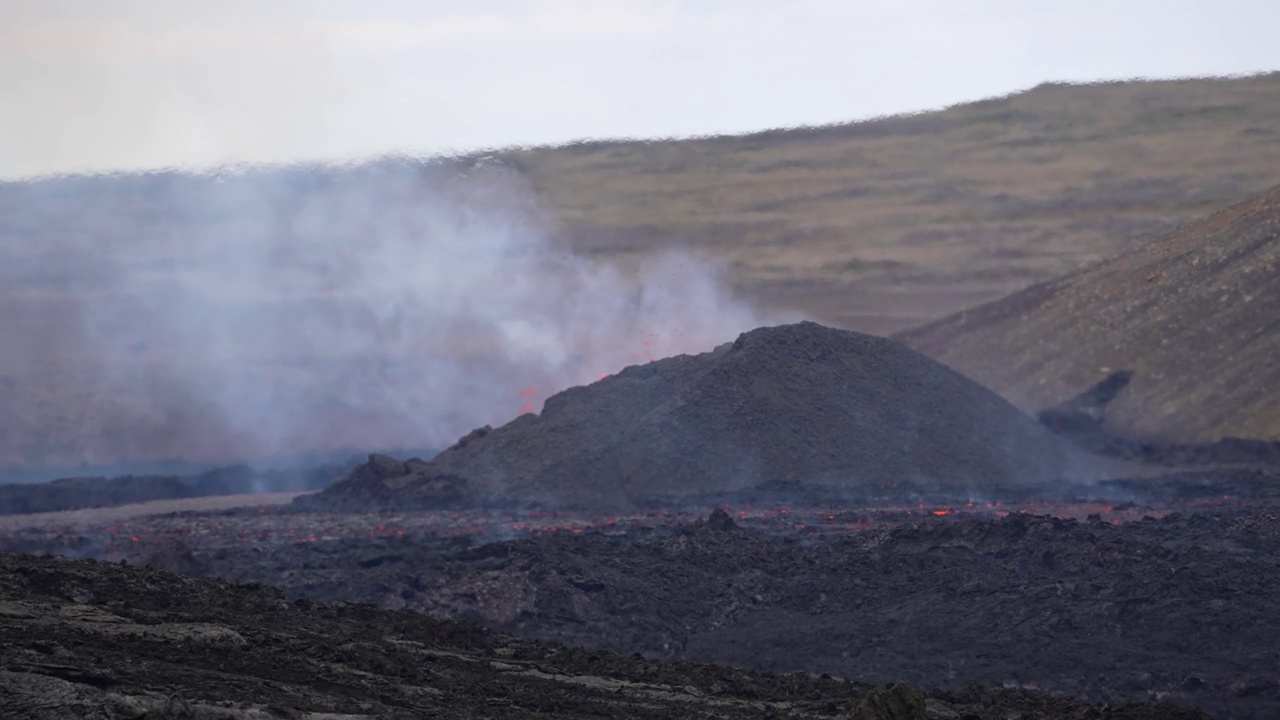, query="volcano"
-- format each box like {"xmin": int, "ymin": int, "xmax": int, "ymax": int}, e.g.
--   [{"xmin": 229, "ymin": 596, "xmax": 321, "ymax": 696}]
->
[
  {"xmin": 303, "ymin": 322, "xmax": 1095, "ymax": 511},
  {"xmin": 899, "ymin": 183, "xmax": 1280, "ymax": 443}
]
